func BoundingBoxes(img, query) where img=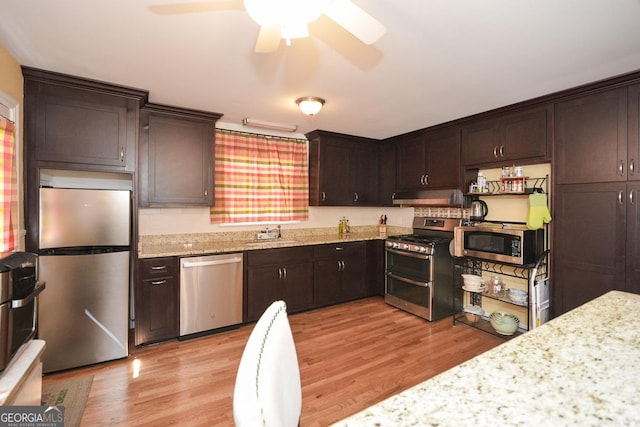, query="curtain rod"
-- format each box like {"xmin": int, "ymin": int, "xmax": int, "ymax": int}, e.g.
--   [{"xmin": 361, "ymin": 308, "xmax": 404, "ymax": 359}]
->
[{"xmin": 216, "ymin": 127, "xmax": 307, "ymax": 143}]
